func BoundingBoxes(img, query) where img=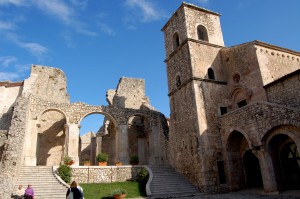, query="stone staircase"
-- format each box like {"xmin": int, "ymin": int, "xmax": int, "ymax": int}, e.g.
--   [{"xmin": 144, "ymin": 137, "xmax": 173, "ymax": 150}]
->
[
  {"xmin": 148, "ymin": 165, "xmax": 200, "ymax": 198},
  {"xmin": 17, "ymin": 166, "xmax": 68, "ymax": 199}
]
